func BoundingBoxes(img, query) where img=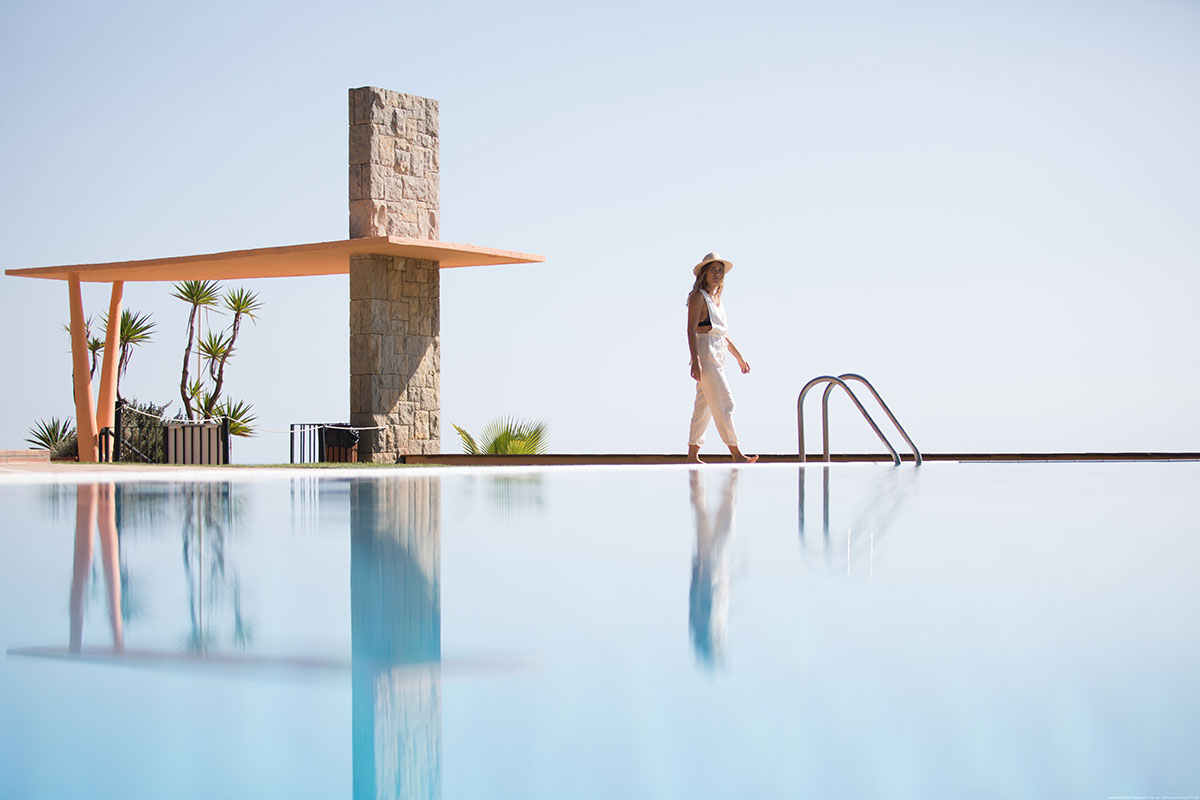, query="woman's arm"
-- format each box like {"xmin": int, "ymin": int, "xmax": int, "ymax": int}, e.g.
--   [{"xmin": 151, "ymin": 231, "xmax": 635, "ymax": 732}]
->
[
  {"xmin": 687, "ymin": 292, "xmax": 706, "ymax": 380},
  {"xmin": 727, "ymin": 338, "xmax": 751, "ymax": 374}
]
